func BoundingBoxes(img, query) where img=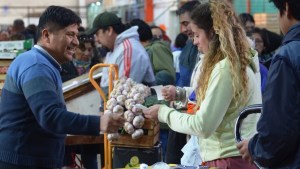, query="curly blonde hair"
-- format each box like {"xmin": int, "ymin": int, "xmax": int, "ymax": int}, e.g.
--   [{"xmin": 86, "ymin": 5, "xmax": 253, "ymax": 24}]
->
[{"xmin": 191, "ymin": 0, "xmax": 252, "ymax": 109}]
